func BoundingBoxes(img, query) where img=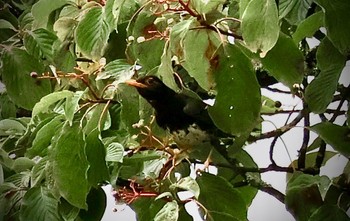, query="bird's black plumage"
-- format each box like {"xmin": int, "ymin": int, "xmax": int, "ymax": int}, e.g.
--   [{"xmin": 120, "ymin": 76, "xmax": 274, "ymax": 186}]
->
[{"xmin": 125, "ymin": 75, "xmax": 215, "ymax": 133}]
